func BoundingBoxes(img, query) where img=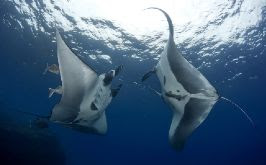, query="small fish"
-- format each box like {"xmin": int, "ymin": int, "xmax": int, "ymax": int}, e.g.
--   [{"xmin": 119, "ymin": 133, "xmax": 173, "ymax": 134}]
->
[
  {"xmin": 43, "ymin": 63, "xmax": 60, "ymax": 75},
  {"xmin": 48, "ymin": 85, "xmax": 62, "ymax": 98}
]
